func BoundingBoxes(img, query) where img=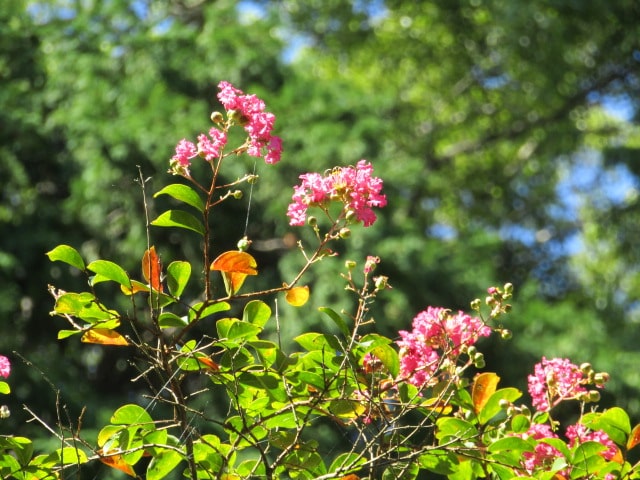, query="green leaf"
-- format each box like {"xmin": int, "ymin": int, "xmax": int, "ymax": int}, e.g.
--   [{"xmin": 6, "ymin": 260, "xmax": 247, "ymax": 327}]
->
[
  {"xmin": 57, "ymin": 329, "xmax": 82, "ymax": 340},
  {"xmin": 436, "ymin": 417, "xmax": 478, "ymax": 442},
  {"xmin": 487, "ymin": 436, "xmax": 533, "ymax": 454},
  {"xmin": 158, "ymin": 312, "xmax": 187, "ymax": 329},
  {"xmin": 478, "ymin": 387, "xmax": 522, "ymax": 424},
  {"xmin": 87, "ymin": 260, "xmax": 131, "ymax": 288},
  {"xmin": 44, "ymin": 447, "xmax": 88, "ymax": 466},
  {"xmin": 216, "ymin": 318, "xmax": 262, "ymax": 341},
  {"xmin": 151, "ymin": 210, "xmax": 204, "ymax": 235},
  {"xmin": 369, "ymin": 344, "xmax": 400, "ymax": 377},
  {"xmin": 188, "ymin": 301, "xmax": 230, "ymax": 323},
  {"xmin": 418, "ymin": 450, "xmax": 458, "ymax": 475},
  {"xmin": 111, "ymin": 404, "xmax": 154, "ymax": 428},
  {"xmin": 583, "ymin": 407, "xmax": 631, "ymax": 446},
  {"xmin": 294, "ymin": 332, "xmax": 343, "ymax": 352},
  {"xmin": 46, "ymin": 244, "xmax": 86, "ymax": 270},
  {"xmin": 318, "ymin": 306, "xmax": 350, "ymax": 336},
  {"xmin": 146, "ymin": 449, "xmax": 183, "ymax": 480},
  {"xmin": 243, "ymin": 300, "xmax": 271, "ymax": 327},
  {"xmin": 0, "ymin": 437, "xmax": 34, "ymax": 466},
  {"xmin": 154, "ymin": 183, "xmax": 205, "ymax": 212},
  {"xmin": 328, "ymin": 452, "xmax": 367, "ymax": 475},
  {"xmin": 166, "ymin": 261, "xmax": 191, "ymax": 298}
]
